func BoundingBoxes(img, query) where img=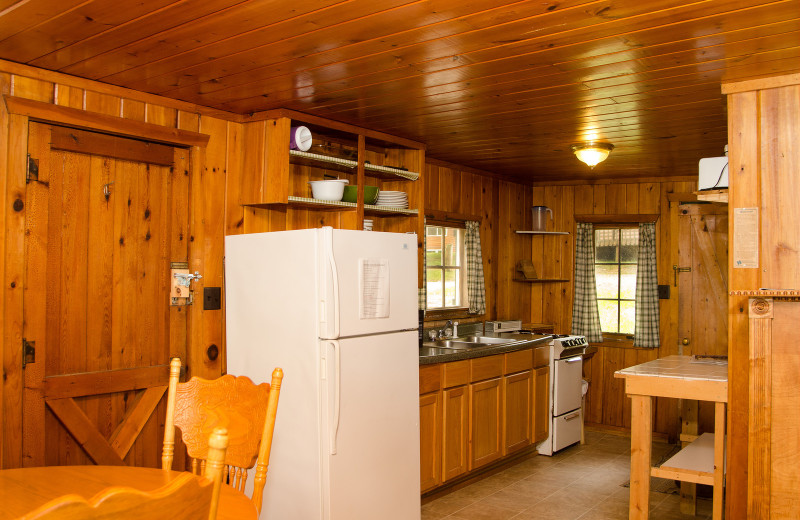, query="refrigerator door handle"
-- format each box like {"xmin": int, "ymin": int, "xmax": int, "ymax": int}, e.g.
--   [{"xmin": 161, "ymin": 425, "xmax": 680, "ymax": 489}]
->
[
  {"xmin": 327, "ymin": 339, "xmax": 341, "ymax": 455},
  {"xmin": 325, "ymin": 228, "xmax": 341, "ymax": 339}
]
